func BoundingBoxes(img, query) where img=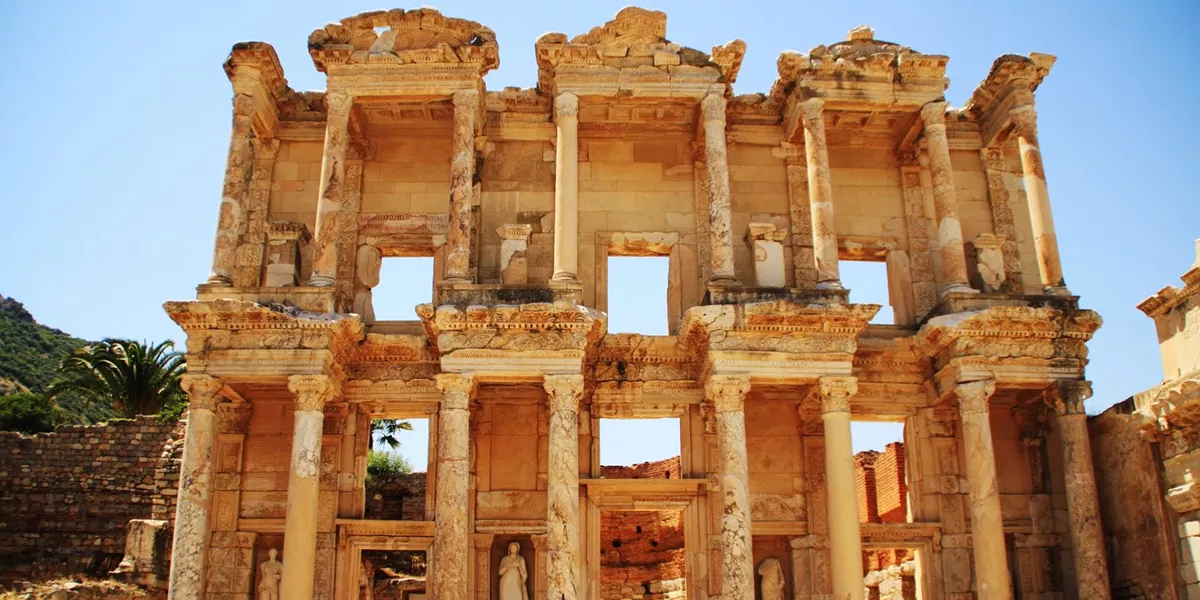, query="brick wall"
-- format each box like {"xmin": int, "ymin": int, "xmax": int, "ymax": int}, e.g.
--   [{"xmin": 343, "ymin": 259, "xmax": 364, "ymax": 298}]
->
[
  {"xmin": 599, "ymin": 457, "xmax": 686, "ymax": 600},
  {"xmin": 0, "ymin": 417, "xmax": 179, "ymax": 581},
  {"xmin": 854, "ymin": 450, "xmax": 879, "ymax": 523},
  {"xmin": 600, "ymin": 456, "xmax": 681, "ymax": 480},
  {"xmin": 366, "ymin": 472, "xmax": 427, "ymax": 520},
  {"xmin": 874, "ymin": 443, "xmax": 907, "ymax": 523}
]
